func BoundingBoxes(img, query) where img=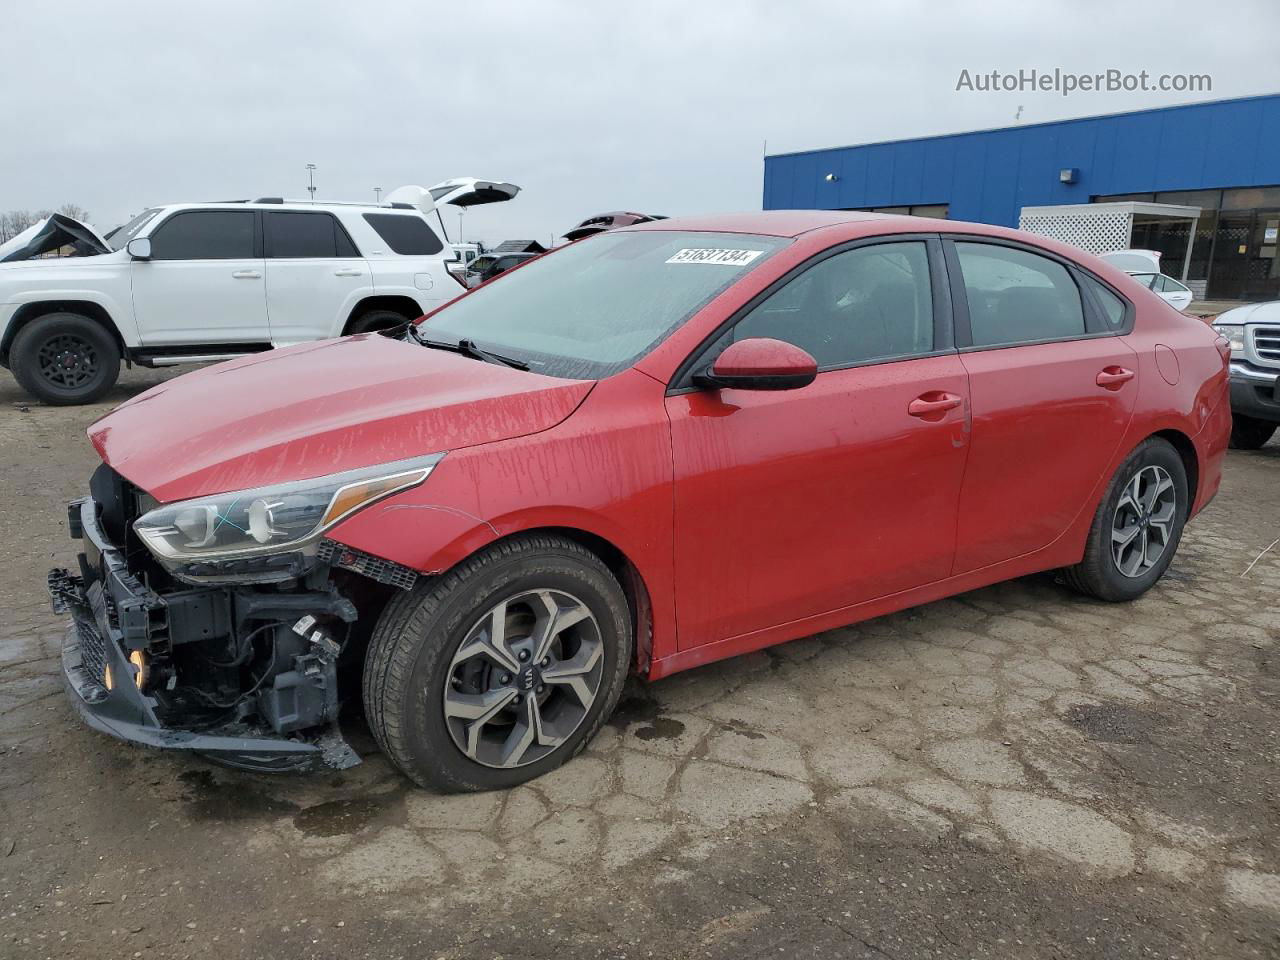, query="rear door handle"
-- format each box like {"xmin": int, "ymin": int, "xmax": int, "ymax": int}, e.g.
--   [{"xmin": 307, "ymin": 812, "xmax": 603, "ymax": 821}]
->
[
  {"xmin": 334, "ymin": 268, "xmax": 363, "ymax": 277},
  {"xmin": 1096, "ymin": 366, "xmax": 1135, "ymax": 388},
  {"xmin": 907, "ymin": 391, "xmax": 964, "ymax": 419},
  {"xmin": 231, "ymin": 270, "xmax": 261, "ymax": 279}
]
